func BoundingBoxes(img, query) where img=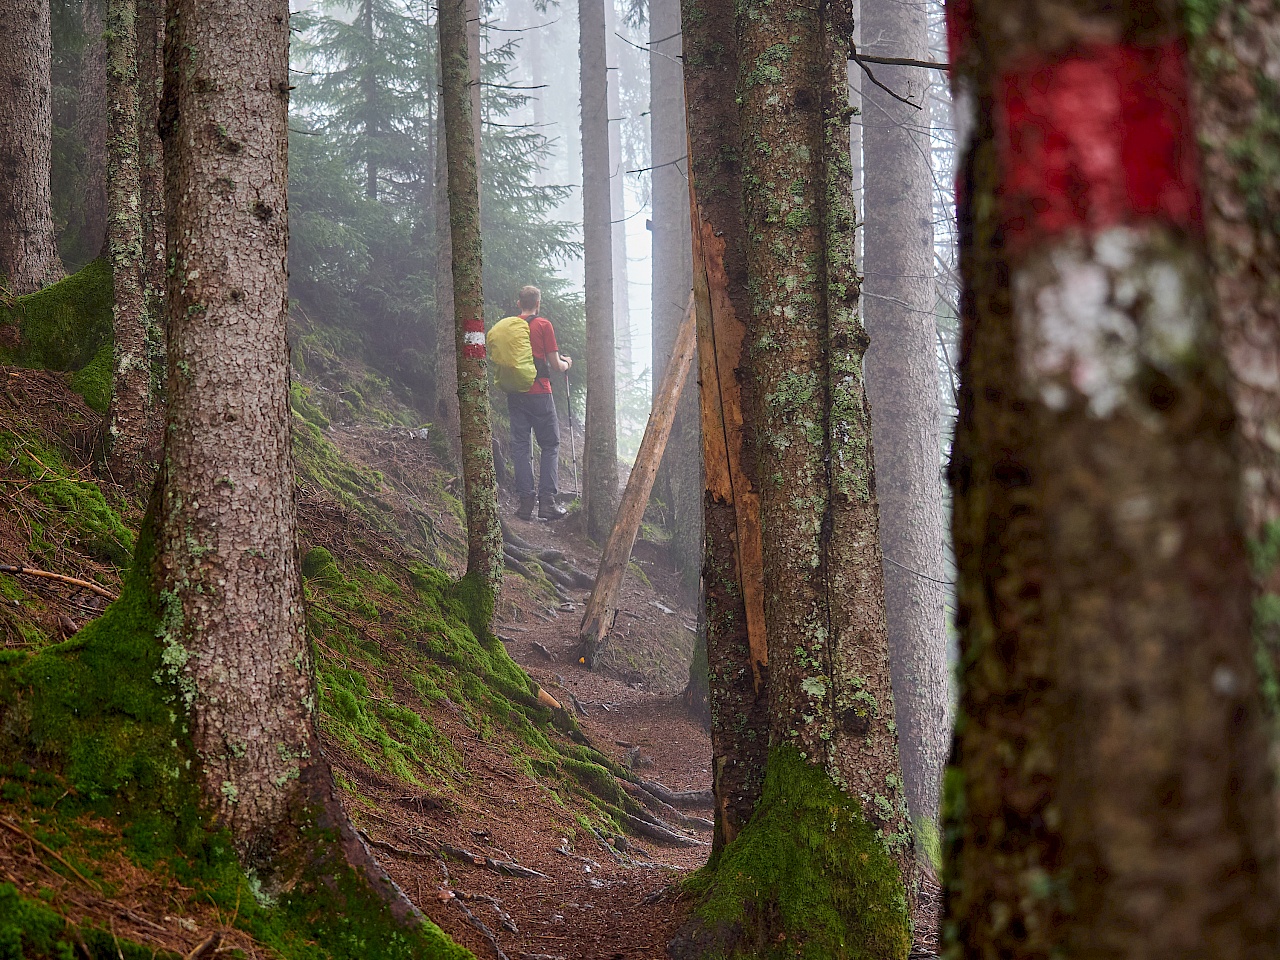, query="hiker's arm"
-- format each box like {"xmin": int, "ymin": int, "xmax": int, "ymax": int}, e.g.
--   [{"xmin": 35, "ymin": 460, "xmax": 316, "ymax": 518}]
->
[{"xmin": 549, "ymin": 351, "xmax": 572, "ymax": 372}]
